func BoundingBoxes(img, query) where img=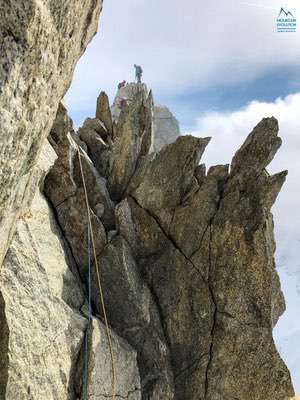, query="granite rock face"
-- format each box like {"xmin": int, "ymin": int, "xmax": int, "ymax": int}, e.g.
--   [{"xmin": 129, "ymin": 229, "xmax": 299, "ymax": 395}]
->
[
  {"xmin": 46, "ymin": 97, "xmax": 174, "ymax": 400},
  {"xmin": 43, "ymin": 85, "xmax": 294, "ymax": 400},
  {"xmin": 76, "ymin": 318, "xmax": 141, "ymax": 400},
  {"xmin": 153, "ymin": 105, "xmax": 181, "ymax": 152},
  {"xmin": 110, "ymin": 82, "xmax": 180, "ymax": 152},
  {"xmin": 96, "ymin": 92, "xmax": 113, "ymax": 136},
  {"xmin": 109, "ymin": 90, "xmax": 153, "ymax": 200},
  {"xmin": 0, "ymin": 0, "xmax": 103, "ymax": 267},
  {"xmin": 0, "ymin": 150, "xmax": 86, "ymax": 399},
  {"xmin": 111, "ymin": 83, "xmax": 149, "ymax": 122},
  {"xmin": 0, "ymin": 141, "xmax": 141, "ymax": 400}
]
